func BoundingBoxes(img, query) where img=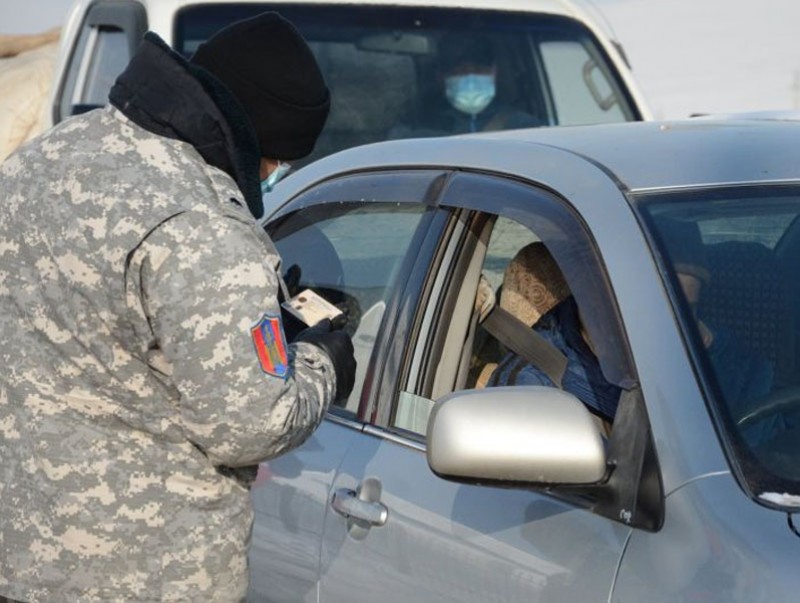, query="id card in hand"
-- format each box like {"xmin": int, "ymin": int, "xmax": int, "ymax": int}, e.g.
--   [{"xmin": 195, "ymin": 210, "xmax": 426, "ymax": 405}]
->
[{"xmin": 281, "ymin": 289, "xmax": 343, "ymax": 326}]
